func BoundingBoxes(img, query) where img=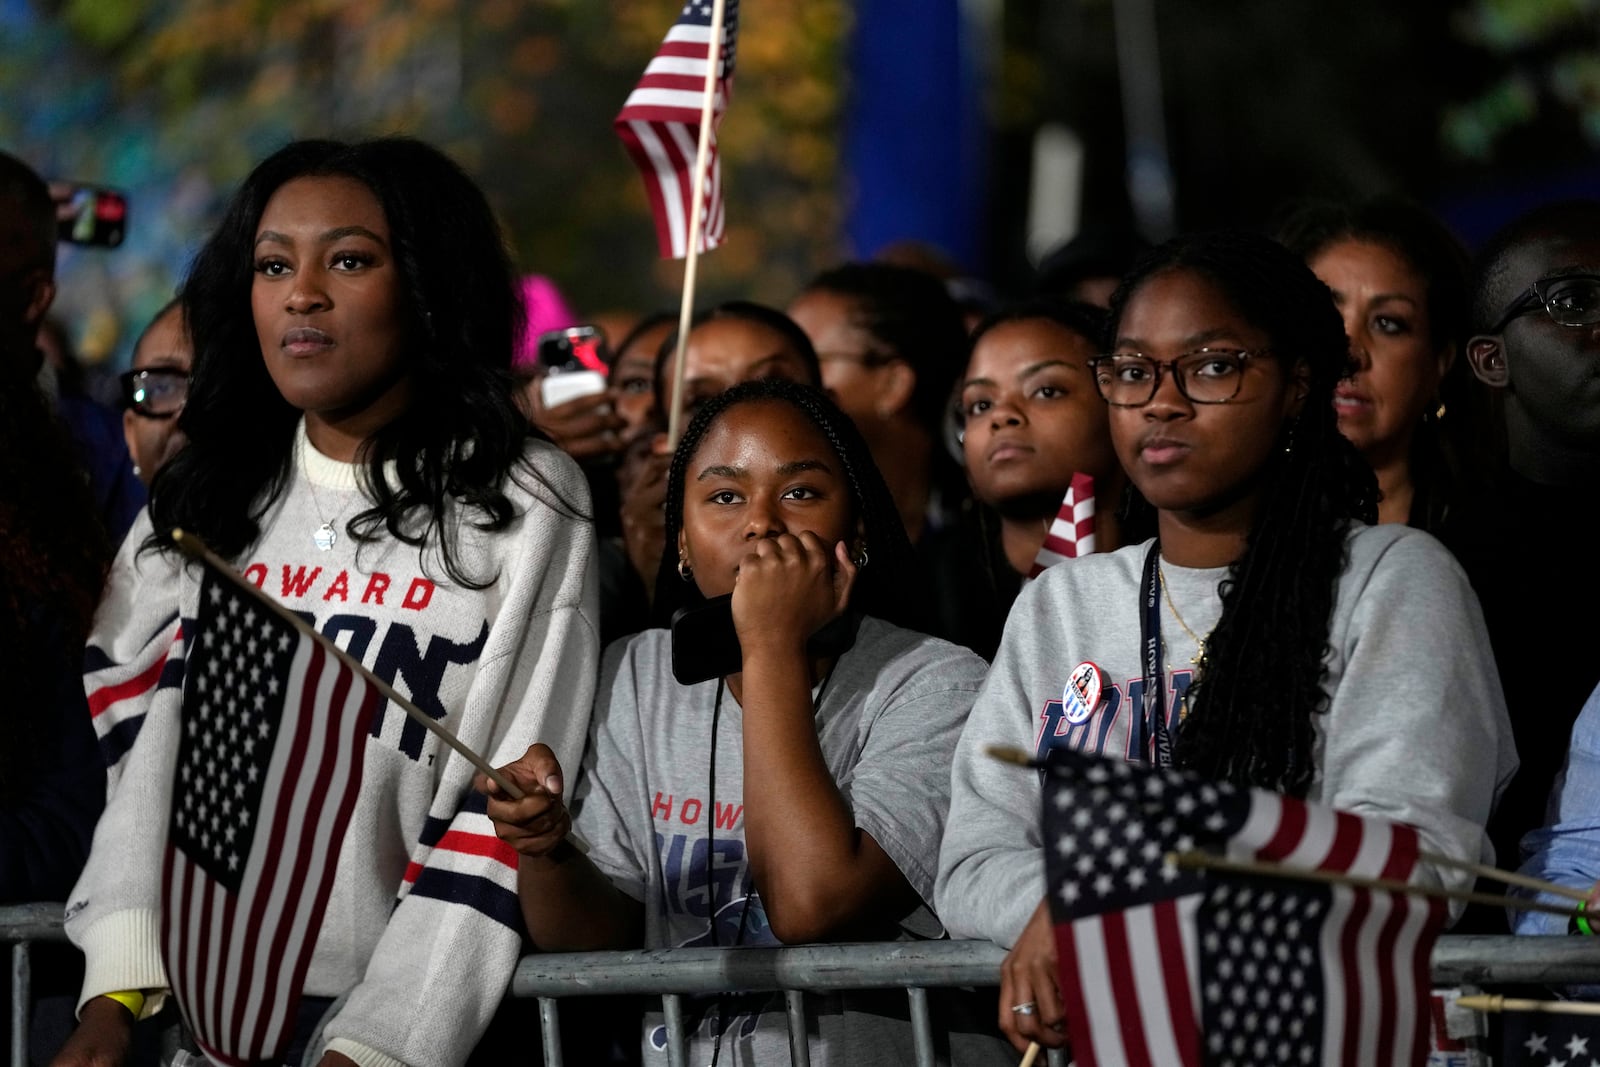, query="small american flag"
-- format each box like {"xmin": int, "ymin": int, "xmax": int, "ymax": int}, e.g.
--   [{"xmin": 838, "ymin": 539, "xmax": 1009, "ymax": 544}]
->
[
  {"xmin": 1028, "ymin": 472, "xmax": 1096, "ymax": 577},
  {"xmin": 1042, "ymin": 748, "xmax": 1445, "ymax": 1067},
  {"xmin": 162, "ymin": 563, "xmax": 379, "ymax": 1066},
  {"xmin": 614, "ymin": 0, "xmax": 740, "ymax": 258},
  {"xmin": 1499, "ymin": 1013, "xmax": 1600, "ymax": 1067}
]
